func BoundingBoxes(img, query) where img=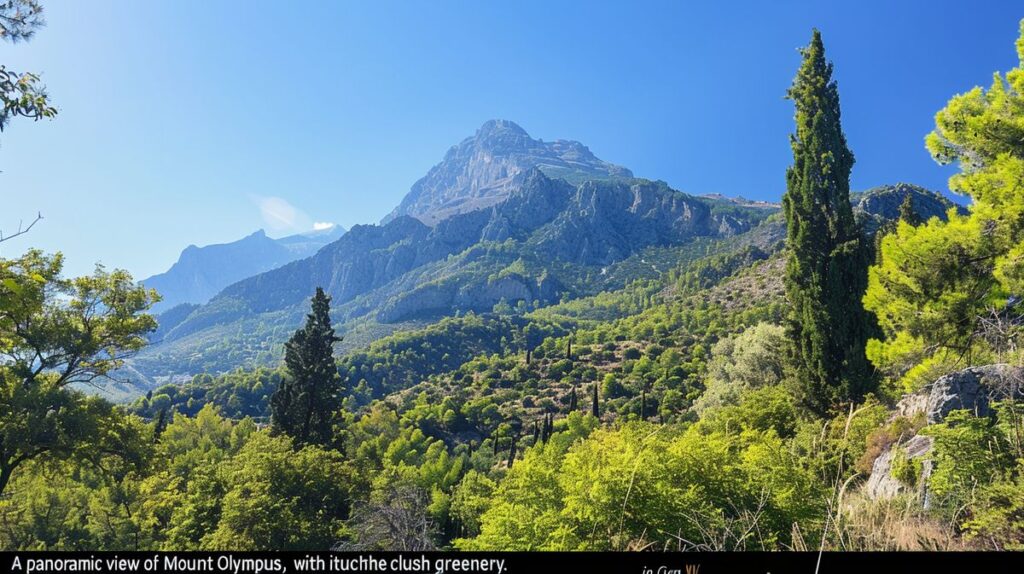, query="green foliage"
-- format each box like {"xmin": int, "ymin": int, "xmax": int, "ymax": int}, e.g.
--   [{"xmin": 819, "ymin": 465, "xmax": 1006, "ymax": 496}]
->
[
  {"xmin": 205, "ymin": 432, "xmax": 350, "ymax": 550},
  {"xmin": 0, "ymin": 250, "xmax": 157, "ymax": 496},
  {"xmin": 459, "ymin": 413, "xmax": 821, "ymax": 550},
  {"xmin": 782, "ymin": 30, "xmax": 875, "ymax": 414},
  {"xmin": 921, "ymin": 408, "xmax": 1016, "ymax": 517},
  {"xmin": 131, "ymin": 368, "xmax": 284, "ymax": 421},
  {"xmin": 888, "ymin": 446, "xmax": 921, "ymax": 487},
  {"xmin": 271, "ymin": 288, "xmax": 343, "ymax": 447},
  {"xmin": 867, "ymin": 22, "xmax": 1024, "ymax": 389},
  {"xmin": 0, "ymin": 1, "xmax": 56, "ymax": 134},
  {"xmin": 694, "ymin": 322, "xmax": 786, "ymax": 413},
  {"xmin": 338, "ymin": 313, "xmax": 565, "ymax": 403}
]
